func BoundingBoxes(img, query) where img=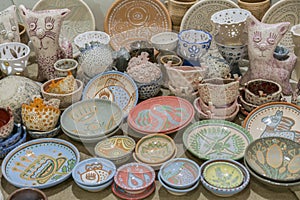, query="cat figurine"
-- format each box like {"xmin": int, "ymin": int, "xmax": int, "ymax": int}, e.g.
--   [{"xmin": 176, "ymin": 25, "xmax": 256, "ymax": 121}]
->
[
  {"xmin": 0, "ymin": 5, "xmax": 20, "ymax": 43},
  {"xmin": 240, "ymin": 14, "xmax": 297, "ymax": 95},
  {"xmin": 19, "ymin": 5, "xmax": 72, "ymax": 81}
]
